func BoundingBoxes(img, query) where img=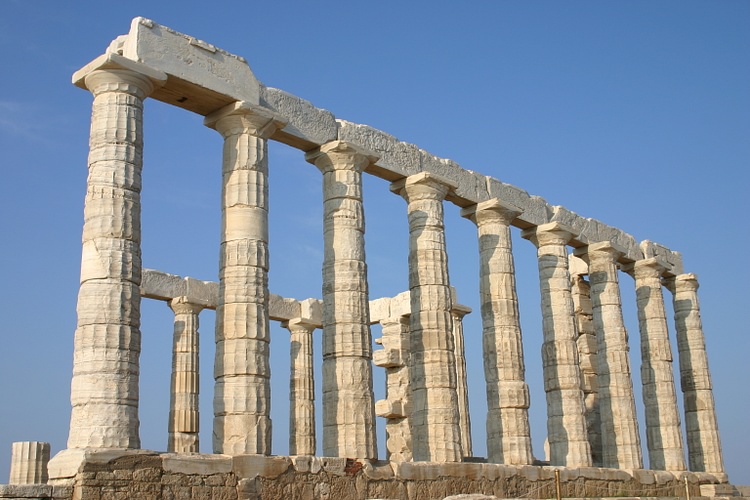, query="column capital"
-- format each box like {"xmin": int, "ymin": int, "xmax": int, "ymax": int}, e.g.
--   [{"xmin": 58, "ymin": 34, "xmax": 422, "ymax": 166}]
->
[
  {"xmin": 451, "ymin": 303, "xmax": 472, "ymax": 319},
  {"xmin": 460, "ymin": 198, "xmax": 522, "ymax": 226},
  {"xmin": 390, "ymin": 172, "xmax": 457, "ymax": 202},
  {"xmin": 574, "ymin": 241, "xmax": 626, "ymax": 266},
  {"xmin": 282, "ymin": 317, "xmax": 319, "ymax": 331},
  {"xmin": 521, "ymin": 221, "xmax": 577, "ymax": 248},
  {"xmin": 74, "ymin": 53, "xmax": 166, "ymax": 99},
  {"xmin": 168, "ymin": 296, "xmax": 205, "ymax": 315},
  {"xmin": 204, "ymin": 101, "xmax": 286, "ymax": 139},
  {"xmin": 305, "ymin": 140, "xmax": 378, "ymax": 174},
  {"xmin": 624, "ymin": 257, "xmax": 668, "ymax": 280}
]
